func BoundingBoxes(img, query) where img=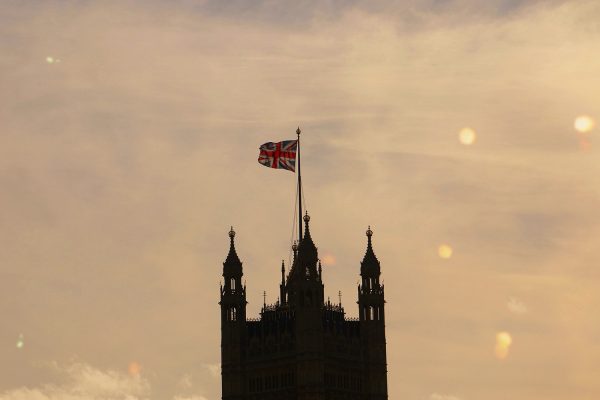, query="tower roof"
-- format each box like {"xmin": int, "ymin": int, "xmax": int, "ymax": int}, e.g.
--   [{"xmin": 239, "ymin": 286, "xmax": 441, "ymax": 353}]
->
[
  {"xmin": 287, "ymin": 213, "xmax": 318, "ymax": 283},
  {"xmin": 361, "ymin": 226, "xmax": 380, "ymax": 275},
  {"xmin": 297, "ymin": 213, "xmax": 318, "ymax": 263},
  {"xmin": 223, "ymin": 227, "xmax": 242, "ymax": 276}
]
